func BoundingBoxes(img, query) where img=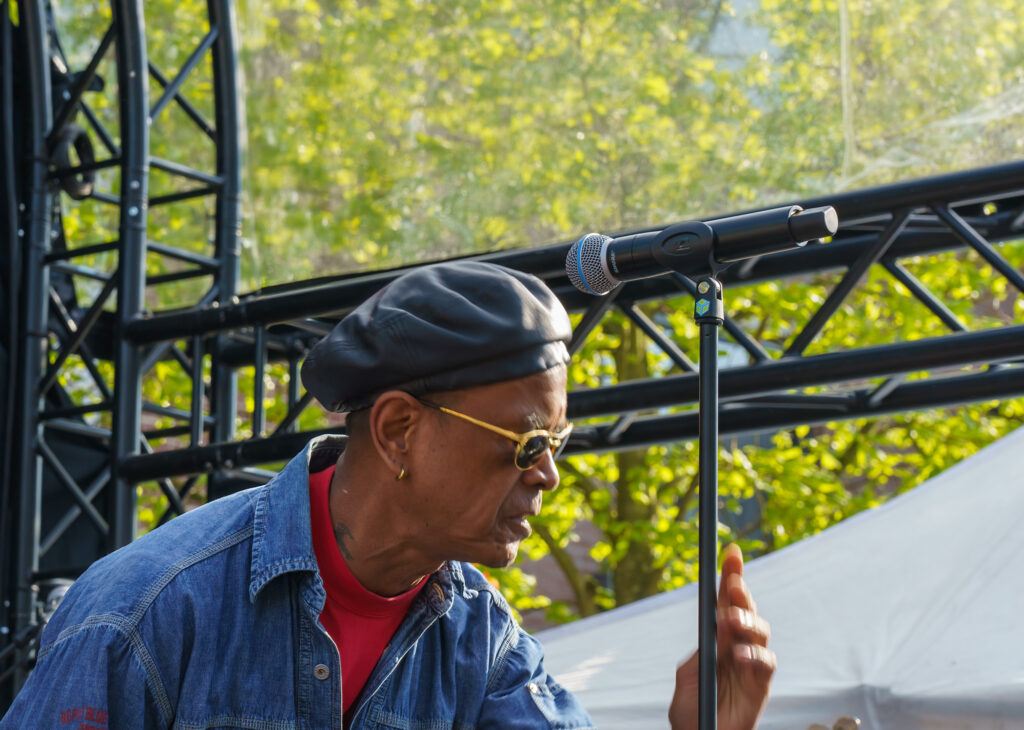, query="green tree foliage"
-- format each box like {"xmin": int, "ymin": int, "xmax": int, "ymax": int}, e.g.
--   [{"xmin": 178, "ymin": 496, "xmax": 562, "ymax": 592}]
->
[{"xmin": 48, "ymin": 0, "xmax": 1024, "ymax": 620}]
